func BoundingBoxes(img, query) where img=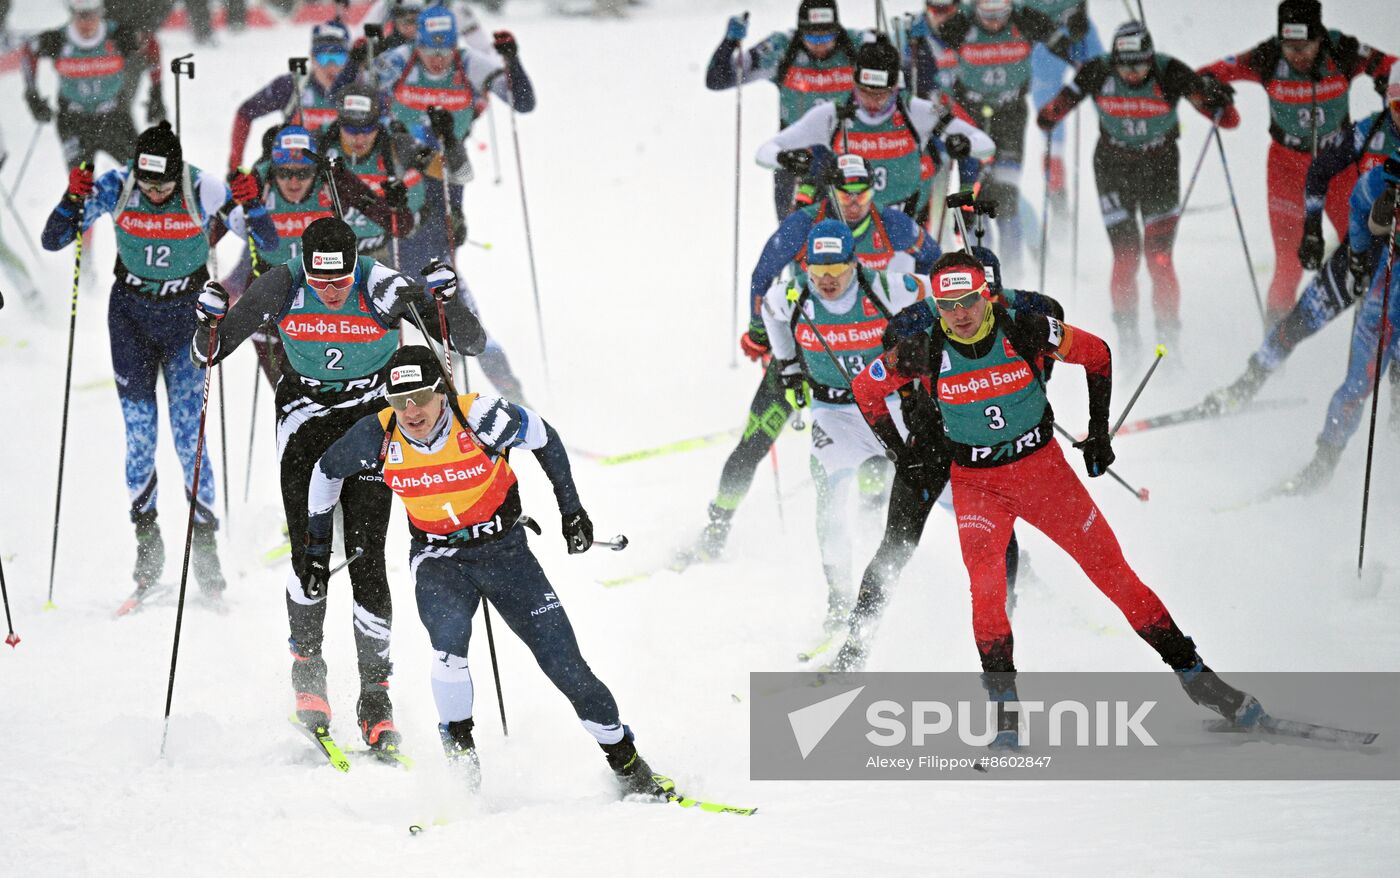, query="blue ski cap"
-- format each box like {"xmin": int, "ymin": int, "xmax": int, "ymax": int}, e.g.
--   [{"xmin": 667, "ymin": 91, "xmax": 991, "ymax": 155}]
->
[
  {"xmin": 807, "ymin": 219, "xmax": 855, "ymax": 265},
  {"xmin": 417, "ymin": 5, "xmax": 458, "ymax": 50},
  {"xmin": 272, "ymin": 125, "xmax": 316, "ymax": 167}
]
